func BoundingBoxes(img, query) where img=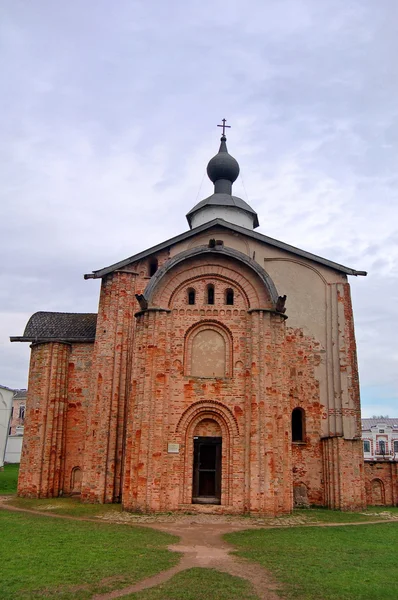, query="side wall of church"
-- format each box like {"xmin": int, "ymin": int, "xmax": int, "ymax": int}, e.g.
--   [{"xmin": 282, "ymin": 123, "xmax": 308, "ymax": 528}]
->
[
  {"xmin": 18, "ymin": 342, "xmax": 70, "ymax": 497},
  {"xmin": 18, "ymin": 342, "xmax": 94, "ymax": 498}
]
